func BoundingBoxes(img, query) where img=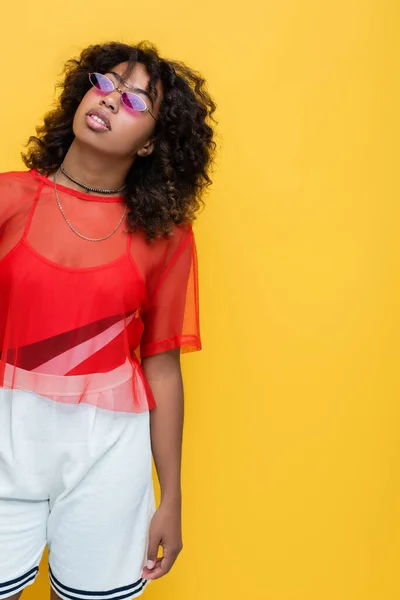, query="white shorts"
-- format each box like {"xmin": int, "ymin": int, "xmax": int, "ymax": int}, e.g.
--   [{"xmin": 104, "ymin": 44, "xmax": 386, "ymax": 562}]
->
[{"xmin": 0, "ymin": 388, "xmax": 156, "ymax": 599}]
